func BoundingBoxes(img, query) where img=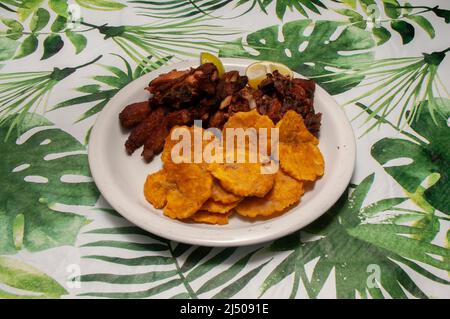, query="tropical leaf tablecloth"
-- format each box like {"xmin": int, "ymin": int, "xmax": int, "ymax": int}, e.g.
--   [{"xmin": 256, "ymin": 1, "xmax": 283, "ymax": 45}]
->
[{"xmin": 0, "ymin": 0, "xmax": 449, "ymax": 299}]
